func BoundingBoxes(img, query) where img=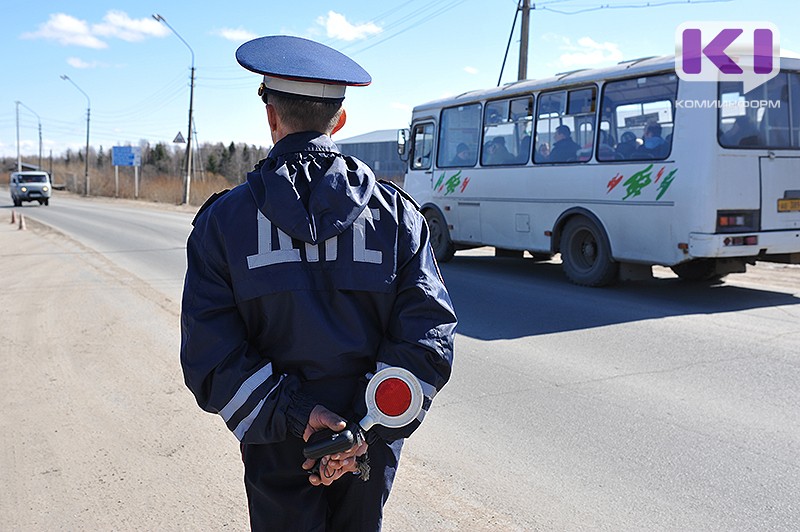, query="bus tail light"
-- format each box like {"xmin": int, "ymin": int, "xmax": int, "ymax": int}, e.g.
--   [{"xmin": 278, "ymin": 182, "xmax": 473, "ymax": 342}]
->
[
  {"xmin": 724, "ymin": 235, "xmax": 758, "ymax": 246},
  {"xmin": 716, "ymin": 210, "xmax": 759, "ymax": 233}
]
